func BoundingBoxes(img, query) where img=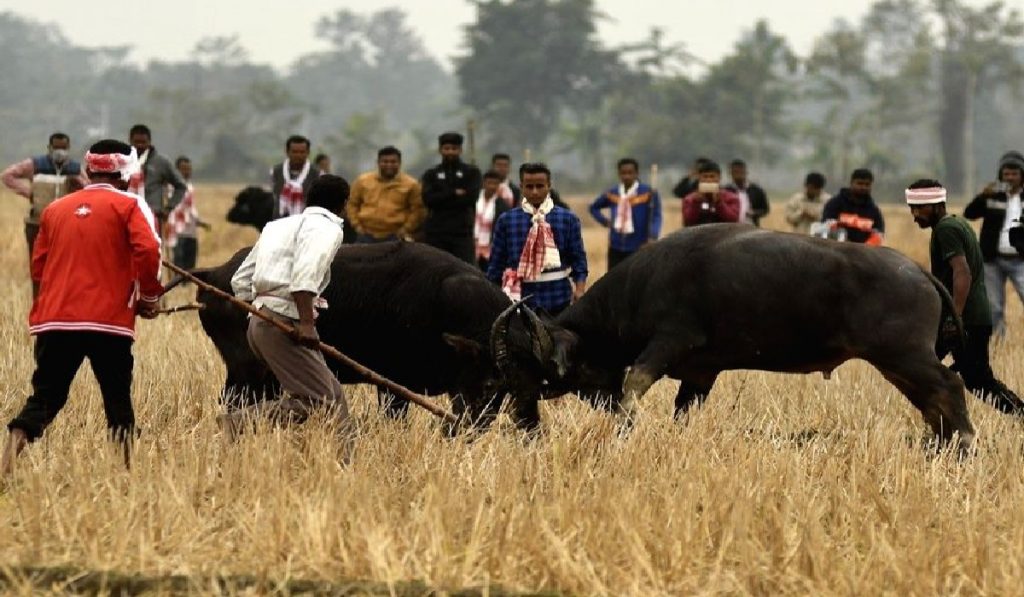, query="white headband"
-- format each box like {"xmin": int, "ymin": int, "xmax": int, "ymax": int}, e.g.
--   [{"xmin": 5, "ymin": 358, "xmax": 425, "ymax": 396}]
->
[
  {"xmin": 905, "ymin": 187, "xmax": 946, "ymax": 205},
  {"xmin": 84, "ymin": 146, "xmax": 139, "ymax": 181}
]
